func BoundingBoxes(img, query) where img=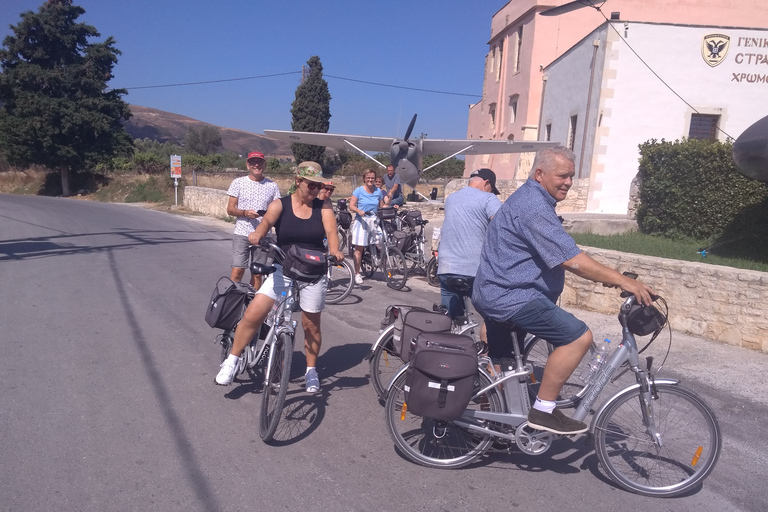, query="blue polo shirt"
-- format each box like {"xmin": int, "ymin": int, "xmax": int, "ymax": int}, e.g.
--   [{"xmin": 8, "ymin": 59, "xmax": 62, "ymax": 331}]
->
[{"xmin": 472, "ymin": 178, "xmax": 581, "ymax": 322}]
